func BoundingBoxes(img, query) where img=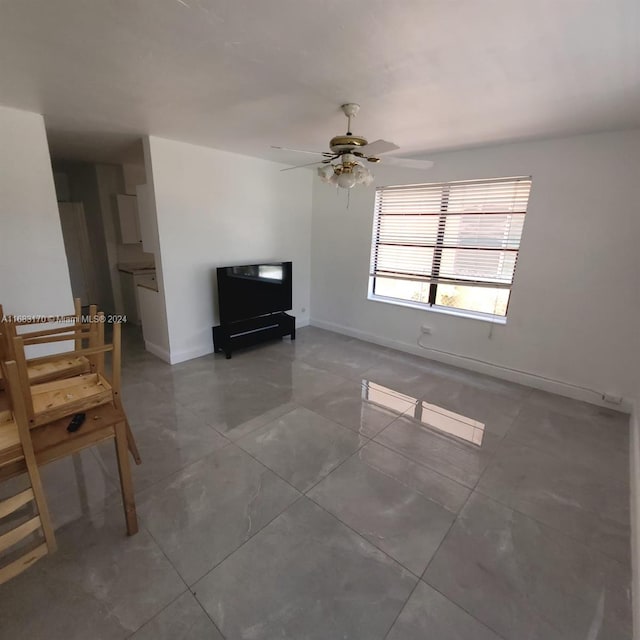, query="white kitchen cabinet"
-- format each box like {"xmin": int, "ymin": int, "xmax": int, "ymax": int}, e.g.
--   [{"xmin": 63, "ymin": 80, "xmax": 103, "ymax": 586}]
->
[{"xmin": 117, "ymin": 194, "xmax": 142, "ymax": 244}]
